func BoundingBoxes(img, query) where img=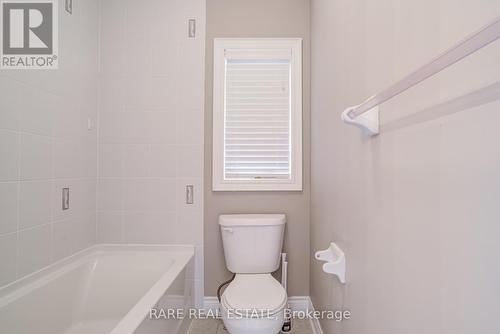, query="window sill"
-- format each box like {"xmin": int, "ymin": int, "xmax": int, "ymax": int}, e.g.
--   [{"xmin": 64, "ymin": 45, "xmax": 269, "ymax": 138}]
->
[{"xmin": 212, "ymin": 181, "xmax": 303, "ymax": 192}]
